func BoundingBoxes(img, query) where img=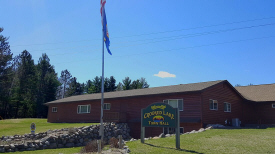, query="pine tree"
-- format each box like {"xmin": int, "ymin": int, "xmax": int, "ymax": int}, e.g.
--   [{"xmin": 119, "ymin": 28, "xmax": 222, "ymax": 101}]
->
[
  {"xmin": 116, "ymin": 82, "xmax": 123, "ymax": 91},
  {"xmin": 122, "ymin": 77, "xmax": 132, "ymax": 90},
  {"xmin": 108, "ymin": 76, "xmax": 117, "ymax": 91},
  {"xmin": 60, "ymin": 69, "xmax": 72, "ymax": 98},
  {"xmin": 88, "ymin": 76, "xmax": 101, "ymax": 93},
  {"xmin": 14, "ymin": 50, "xmax": 37, "ymax": 117},
  {"xmin": 84, "ymin": 80, "xmax": 92, "ymax": 94},
  {"xmin": 36, "ymin": 53, "xmax": 60, "ymax": 117},
  {"xmin": 66, "ymin": 77, "xmax": 84, "ymax": 97},
  {"xmin": 0, "ymin": 27, "xmax": 13, "ymax": 118}
]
